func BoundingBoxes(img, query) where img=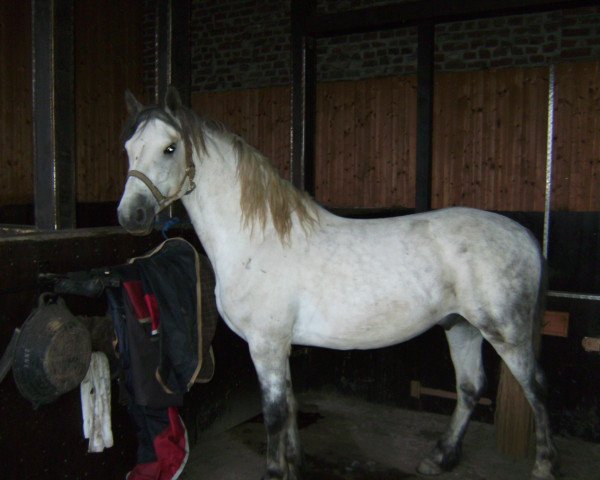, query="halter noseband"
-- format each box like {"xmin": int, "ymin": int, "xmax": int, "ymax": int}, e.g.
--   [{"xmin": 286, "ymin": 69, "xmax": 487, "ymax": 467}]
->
[{"xmin": 127, "ymin": 161, "xmax": 196, "ymax": 211}]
